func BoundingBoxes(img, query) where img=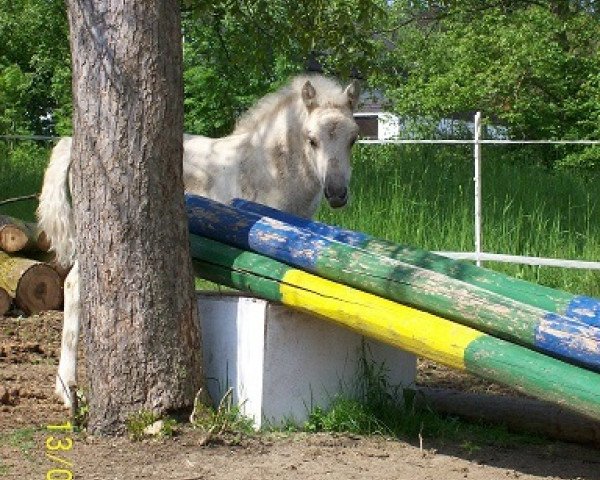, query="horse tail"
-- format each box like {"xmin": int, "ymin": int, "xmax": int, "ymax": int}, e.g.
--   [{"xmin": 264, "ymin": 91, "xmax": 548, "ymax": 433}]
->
[{"xmin": 37, "ymin": 137, "xmax": 76, "ymax": 268}]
